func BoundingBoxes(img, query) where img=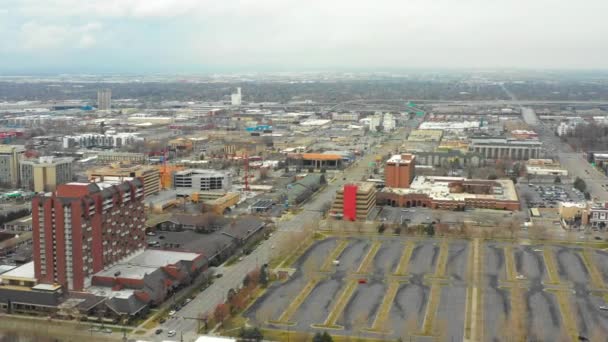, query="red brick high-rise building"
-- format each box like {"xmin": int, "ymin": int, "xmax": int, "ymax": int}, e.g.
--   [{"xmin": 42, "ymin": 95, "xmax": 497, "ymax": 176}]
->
[
  {"xmin": 32, "ymin": 179, "xmax": 146, "ymax": 291},
  {"xmin": 385, "ymin": 154, "xmax": 416, "ymax": 188}
]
